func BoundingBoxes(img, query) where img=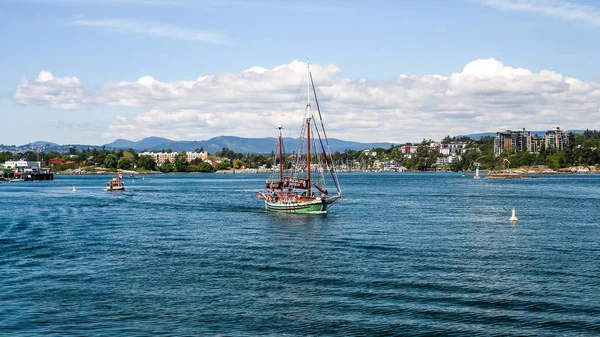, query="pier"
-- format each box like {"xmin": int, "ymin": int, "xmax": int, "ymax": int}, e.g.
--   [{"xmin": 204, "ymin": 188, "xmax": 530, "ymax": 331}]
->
[
  {"xmin": 2, "ymin": 160, "xmax": 54, "ymax": 181},
  {"xmin": 23, "ymin": 172, "xmax": 54, "ymax": 181},
  {"xmin": 2, "ymin": 170, "xmax": 54, "ymax": 181}
]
